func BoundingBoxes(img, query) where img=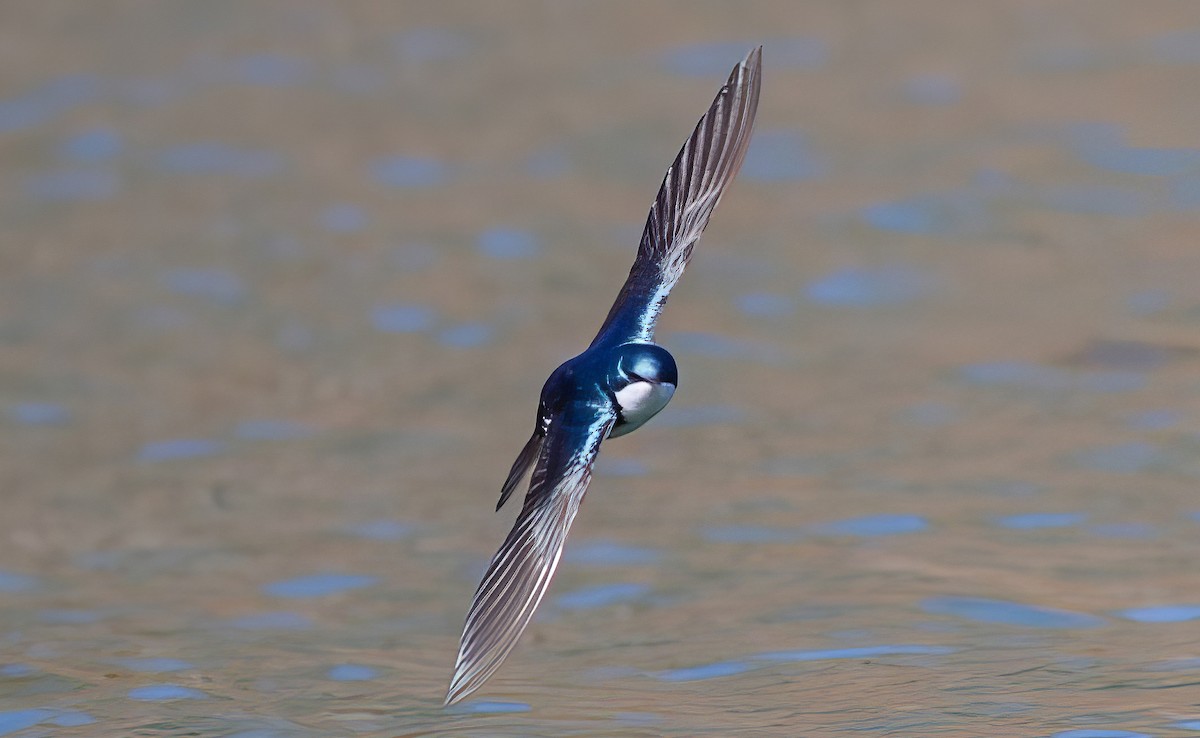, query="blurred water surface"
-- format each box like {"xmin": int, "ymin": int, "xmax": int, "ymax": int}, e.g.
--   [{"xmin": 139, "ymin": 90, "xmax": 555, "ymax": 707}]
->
[{"xmin": 3, "ymin": 3, "xmax": 1200, "ymax": 736}]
